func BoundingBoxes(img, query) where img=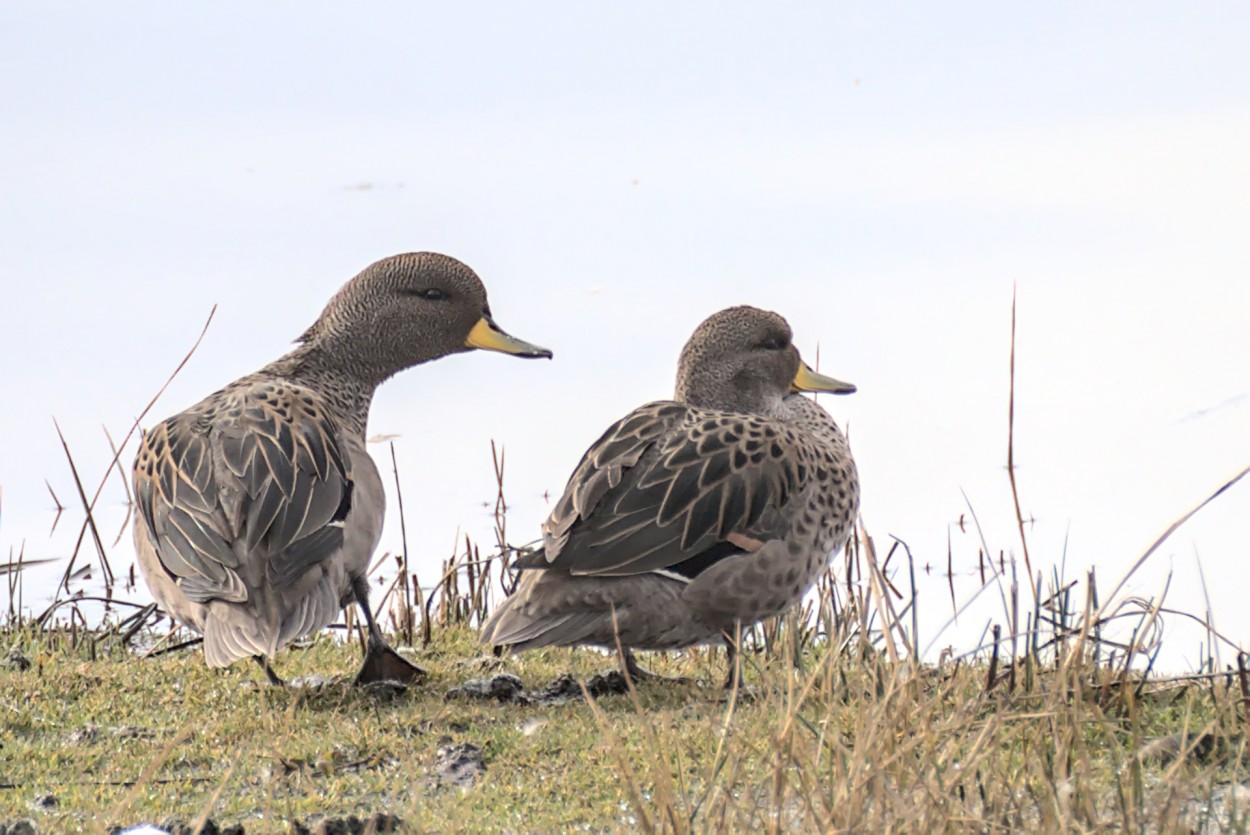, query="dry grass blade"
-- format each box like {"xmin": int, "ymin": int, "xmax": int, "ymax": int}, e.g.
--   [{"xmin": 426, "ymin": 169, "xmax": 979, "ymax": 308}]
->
[
  {"xmin": 7, "ymin": 297, "xmax": 1250, "ymax": 832},
  {"xmin": 578, "ymin": 680, "xmax": 657, "ymax": 834},
  {"xmin": 52, "ymin": 416, "xmax": 115, "ymax": 591},
  {"xmin": 1006, "ymin": 285, "xmax": 1036, "ymax": 603},
  {"xmin": 103, "ymin": 424, "xmax": 135, "ymax": 548},
  {"xmin": 190, "ymin": 747, "xmax": 244, "ymax": 834},
  {"xmin": 0, "ymin": 556, "xmax": 57, "ymax": 576},
  {"xmin": 1093, "ymin": 462, "xmax": 1250, "ymax": 625},
  {"xmin": 382, "ymin": 441, "xmax": 415, "ymax": 644},
  {"xmin": 45, "ymin": 305, "xmax": 217, "ymax": 607},
  {"xmin": 104, "ymin": 725, "xmax": 196, "ymax": 827},
  {"xmin": 43, "ymin": 479, "xmax": 65, "ymax": 536}
]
